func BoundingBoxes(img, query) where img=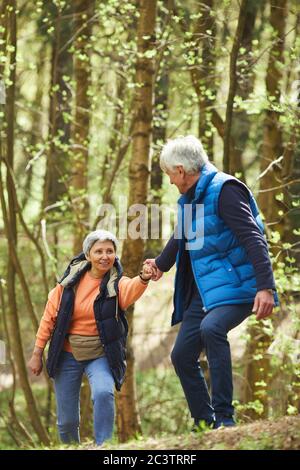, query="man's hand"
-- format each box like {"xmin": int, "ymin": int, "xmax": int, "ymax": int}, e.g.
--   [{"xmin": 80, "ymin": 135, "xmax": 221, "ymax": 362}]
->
[
  {"xmin": 253, "ymin": 290, "xmax": 275, "ymax": 320},
  {"xmin": 143, "ymin": 258, "xmax": 163, "ymax": 281}
]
